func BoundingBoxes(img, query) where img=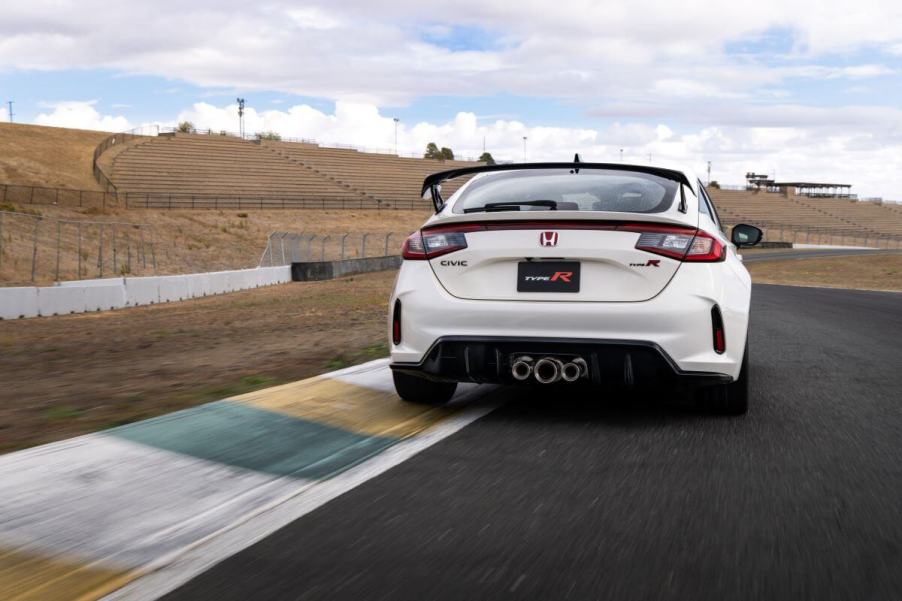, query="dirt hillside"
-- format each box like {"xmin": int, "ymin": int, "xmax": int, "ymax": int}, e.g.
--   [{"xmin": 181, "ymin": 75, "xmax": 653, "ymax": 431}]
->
[{"xmin": 0, "ymin": 123, "xmax": 109, "ymax": 190}]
